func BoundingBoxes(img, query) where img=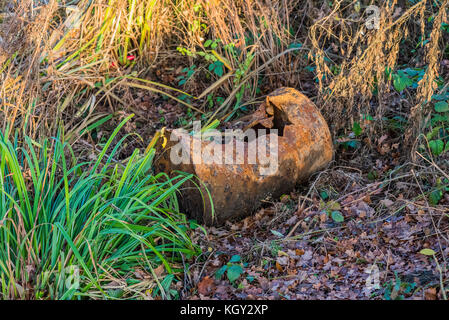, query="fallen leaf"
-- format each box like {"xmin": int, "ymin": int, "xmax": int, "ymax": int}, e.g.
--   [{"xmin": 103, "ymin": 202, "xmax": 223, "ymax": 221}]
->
[
  {"xmin": 276, "ymin": 256, "xmax": 289, "ymax": 266},
  {"xmin": 380, "ymin": 199, "xmax": 394, "ymax": 207},
  {"xmin": 154, "ymin": 264, "xmax": 165, "ymax": 277},
  {"xmin": 425, "ymin": 287, "xmax": 437, "ymax": 300},
  {"xmin": 275, "ymin": 261, "xmax": 284, "ymax": 272},
  {"xmin": 198, "ymin": 276, "xmax": 215, "ymax": 295},
  {"xmin": 420, "ymin": 248, "xmax": 436, "ymax": 256}
]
